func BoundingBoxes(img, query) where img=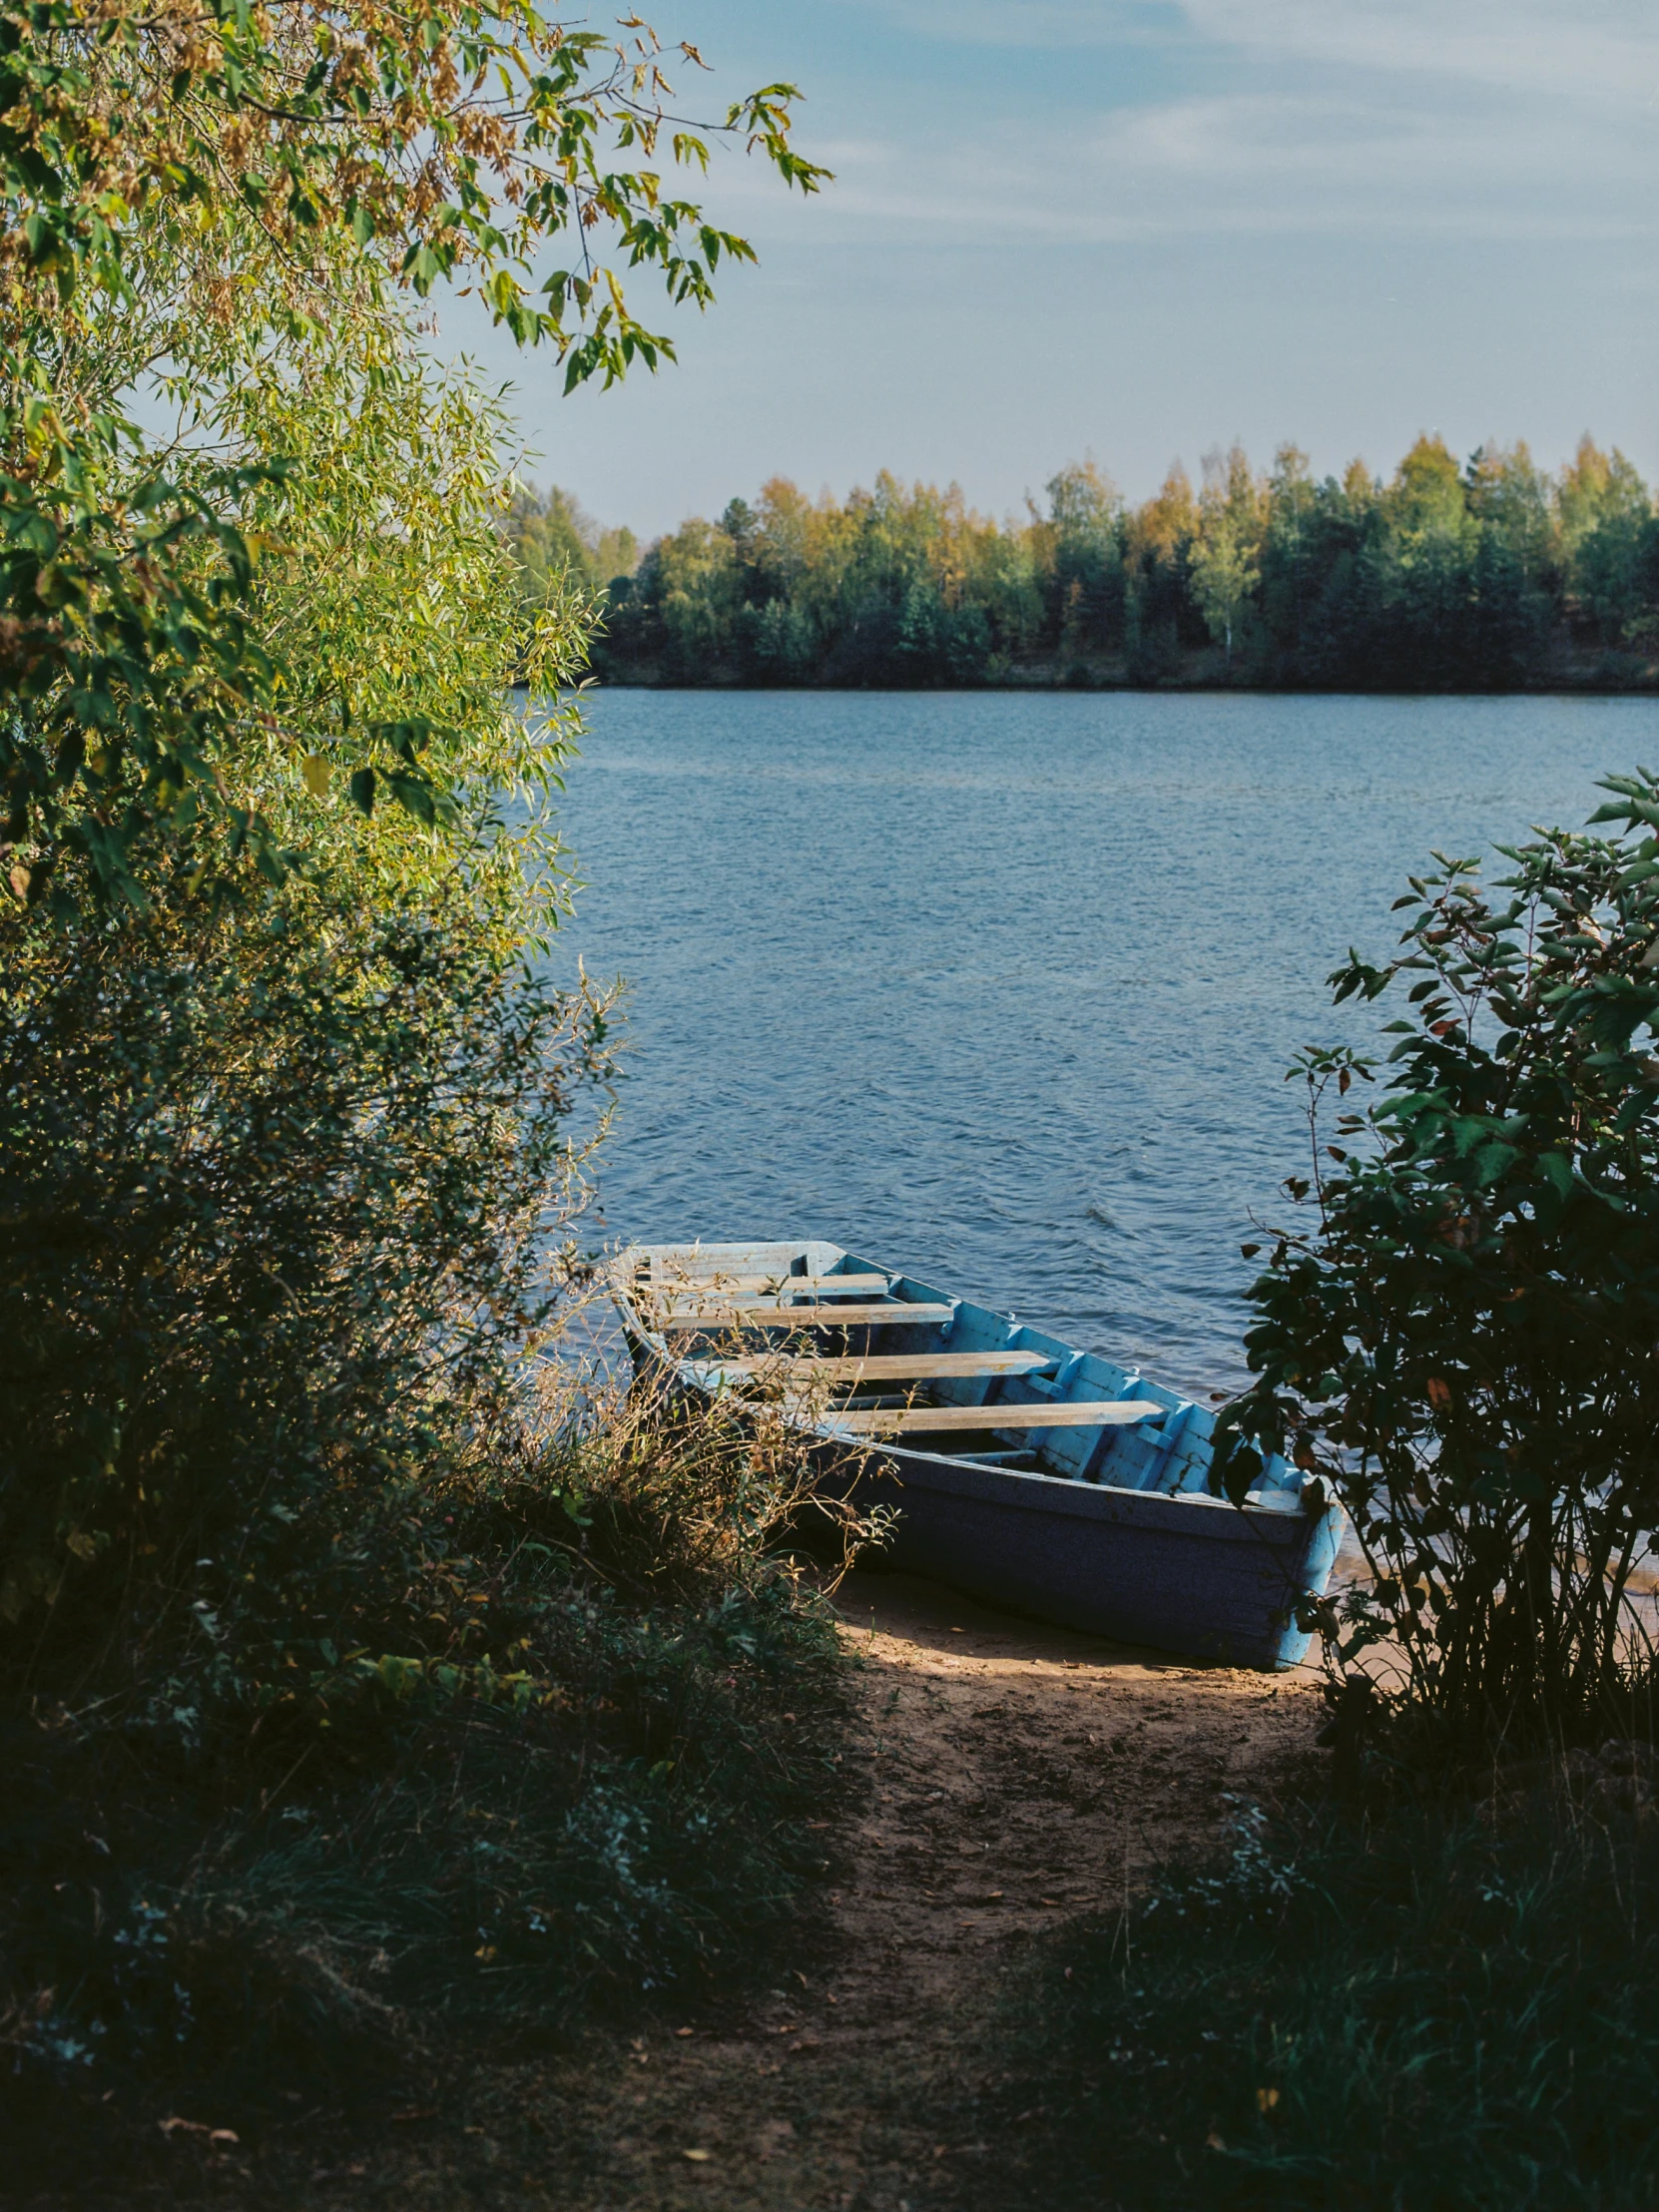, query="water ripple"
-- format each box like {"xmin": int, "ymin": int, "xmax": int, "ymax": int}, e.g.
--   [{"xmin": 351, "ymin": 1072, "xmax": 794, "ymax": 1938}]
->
[{"xmin": 554, "ymin": 689, "xmax": 1659, "ymax": 1399}]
